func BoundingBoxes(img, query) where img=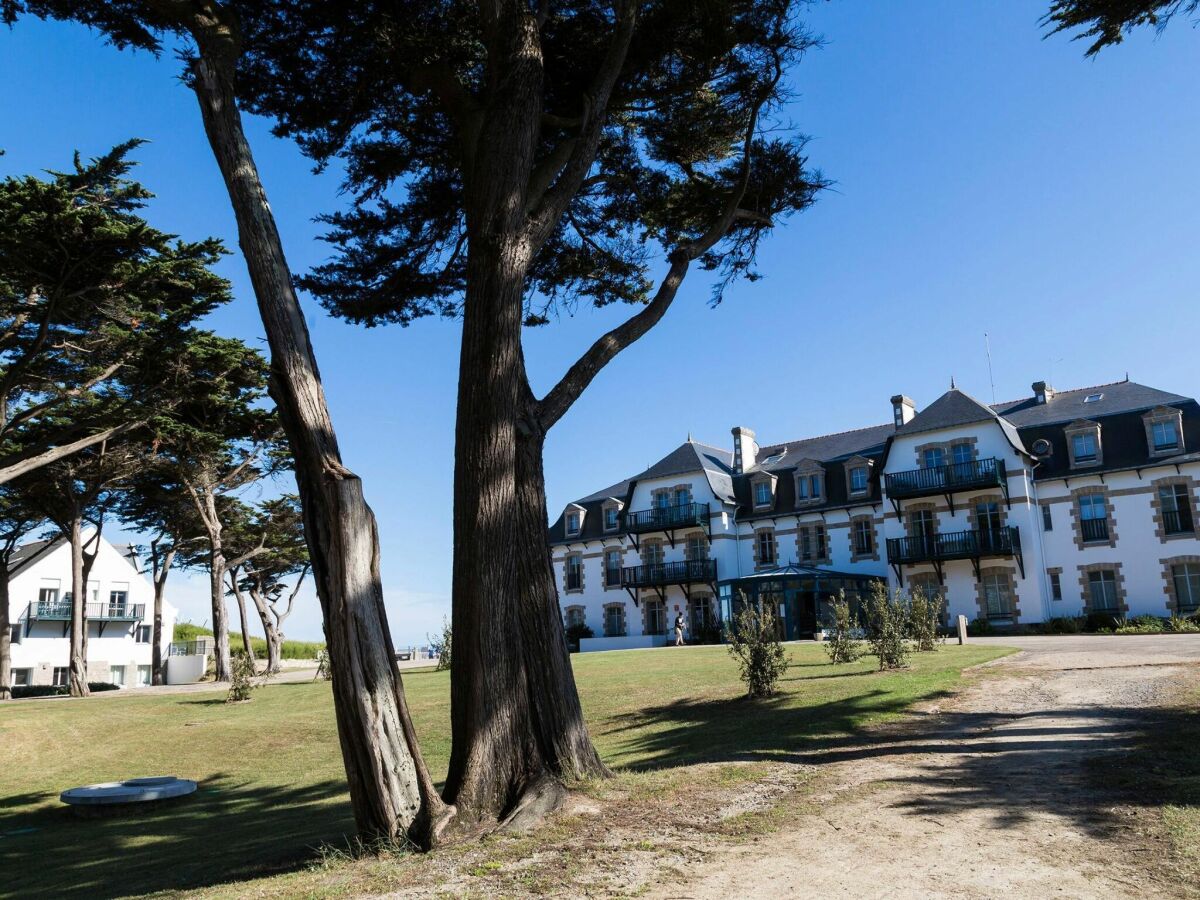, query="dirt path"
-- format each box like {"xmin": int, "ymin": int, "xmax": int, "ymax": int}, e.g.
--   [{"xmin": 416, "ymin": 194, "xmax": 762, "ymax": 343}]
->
[{"xmin": 648, "ymin": 637, "xmax": 1200, "ymax": 900}]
